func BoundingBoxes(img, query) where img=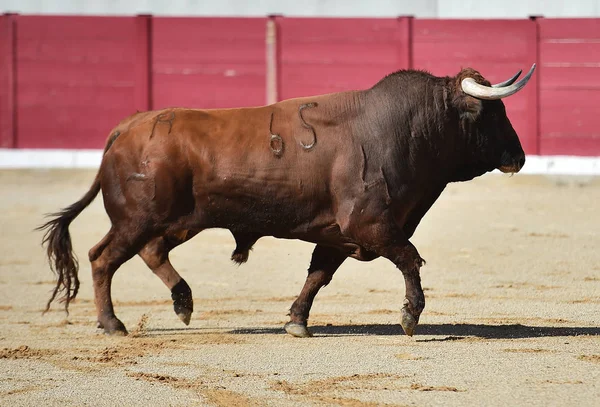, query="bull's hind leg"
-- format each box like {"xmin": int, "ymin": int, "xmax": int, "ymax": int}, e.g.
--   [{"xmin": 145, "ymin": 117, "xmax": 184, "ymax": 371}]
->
[
  {"xmin": 138, "ymin": 231, "xmax": 258, "ymax": 326},
  {"xmin": 285, "ymin": 245, "xmax": 347, "ymax": 338},
  {"xmin": 89, "ymin": 228, "xmax": 149, "ymax": 335},
  {"xmin": 138, "ymin": 231, "xmax": 199, "ymax": 325}
]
